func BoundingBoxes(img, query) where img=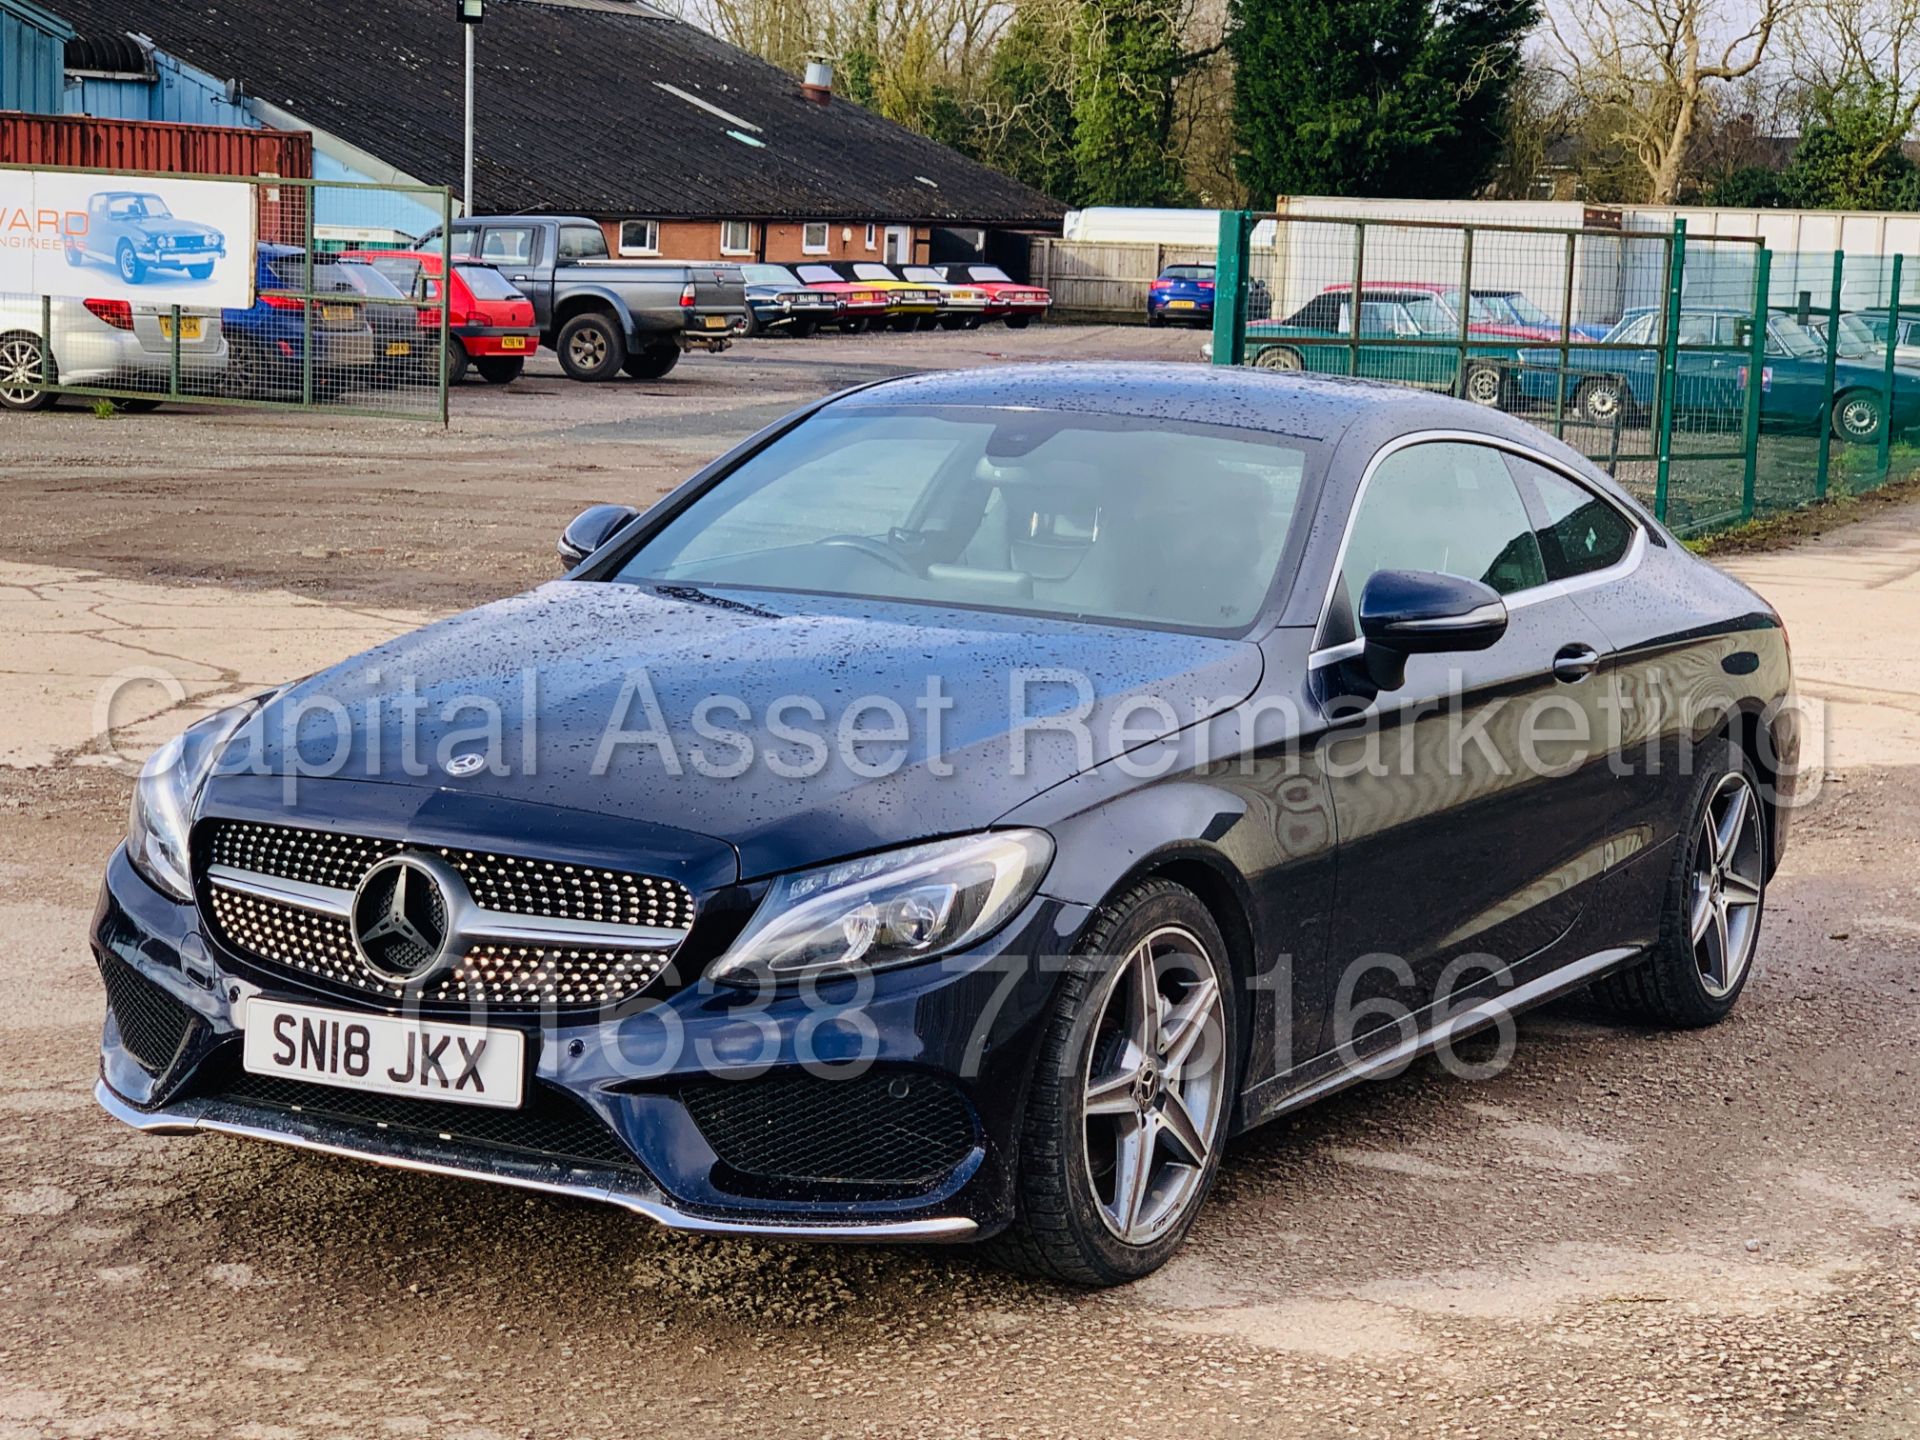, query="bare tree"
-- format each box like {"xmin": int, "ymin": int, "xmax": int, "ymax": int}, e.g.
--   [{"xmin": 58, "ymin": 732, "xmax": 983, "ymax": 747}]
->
[
  {"xmin": 1788, "ymin": 0, "xmax": 1920, "ymax": 164},
  {"xmin": 1550, "ymin": 0, "xmax": 1791, "ymax": 202}
]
